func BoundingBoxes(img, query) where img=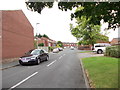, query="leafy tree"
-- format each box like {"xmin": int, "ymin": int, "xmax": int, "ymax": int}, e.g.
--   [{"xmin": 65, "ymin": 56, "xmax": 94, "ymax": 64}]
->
[
  {"xmin": 70, "ymin": 16, "xmax": 109, "ymax": 46},
  {"xmin": 34, "ymin": 40, "xmax": 37, "ymax": 49},
  {"xmin": 26, "ymin": 1, "xmax": 120, "ymax": 30},
  {"xmin": 57, "ymin": 41, "xmax": 63, "ymax": 47},
  {"xmin": 26, "ymin": 2, "xmax": 54, "ymax": 13},
  {"xmin": 59, "ymin": 2, "xmax": 120, "ymax": 30},
  {"xmin": 38, "ymin": 43, "xmax": 44, "ymax": 47},
  {"xmin": 35, "ymin": 33, "xmax": 42, "ymax": 38},
  {"xmin": 42, "ymin": 34, "xmax": 49, "ymax": 38}
]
